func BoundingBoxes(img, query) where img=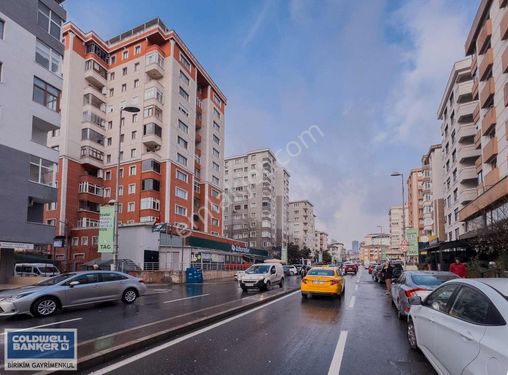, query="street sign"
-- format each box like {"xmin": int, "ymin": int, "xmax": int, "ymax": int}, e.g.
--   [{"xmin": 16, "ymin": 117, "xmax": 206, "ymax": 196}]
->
[
  {"xmin": 98, "ymin": 205, "xmax": 115, "ymax": 253},
  {"xmin": 400, "ymin": 240, "xmax": 409, "ymax": 253}
]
